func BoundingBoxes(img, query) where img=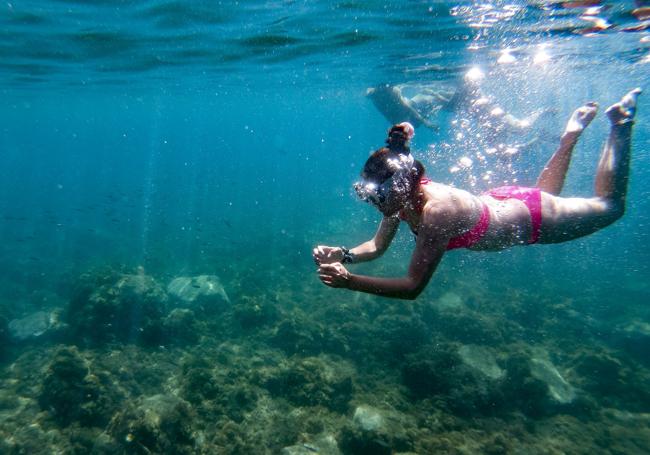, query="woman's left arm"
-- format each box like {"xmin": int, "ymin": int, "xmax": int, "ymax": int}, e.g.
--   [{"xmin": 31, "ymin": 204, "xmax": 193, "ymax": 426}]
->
[{"xmin": 318, "ymin": 221, "xmax": 448, "ymax": 300}]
